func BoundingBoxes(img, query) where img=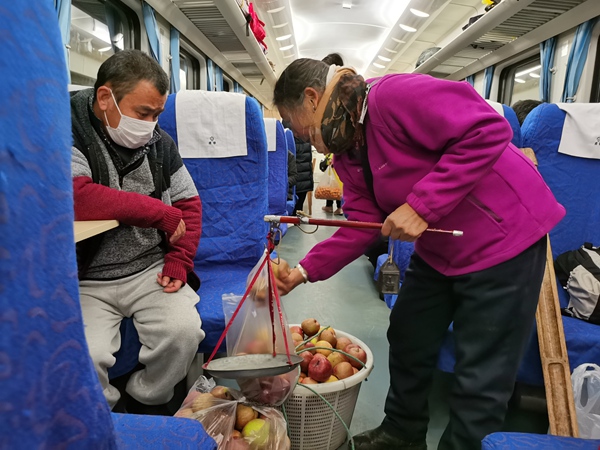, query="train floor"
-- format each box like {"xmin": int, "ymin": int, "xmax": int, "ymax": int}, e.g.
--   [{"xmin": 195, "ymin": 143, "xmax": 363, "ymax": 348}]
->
[{"xmin": 278, "ymin": 198, "xmax": 550, "ymax": 449}]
